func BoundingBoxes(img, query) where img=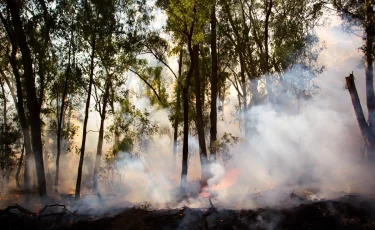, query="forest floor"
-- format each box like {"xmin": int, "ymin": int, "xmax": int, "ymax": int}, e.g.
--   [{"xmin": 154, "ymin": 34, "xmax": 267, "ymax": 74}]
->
[{"xmin": 1, "ymin": 192, "xmax": 375, "ymax": 230}]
